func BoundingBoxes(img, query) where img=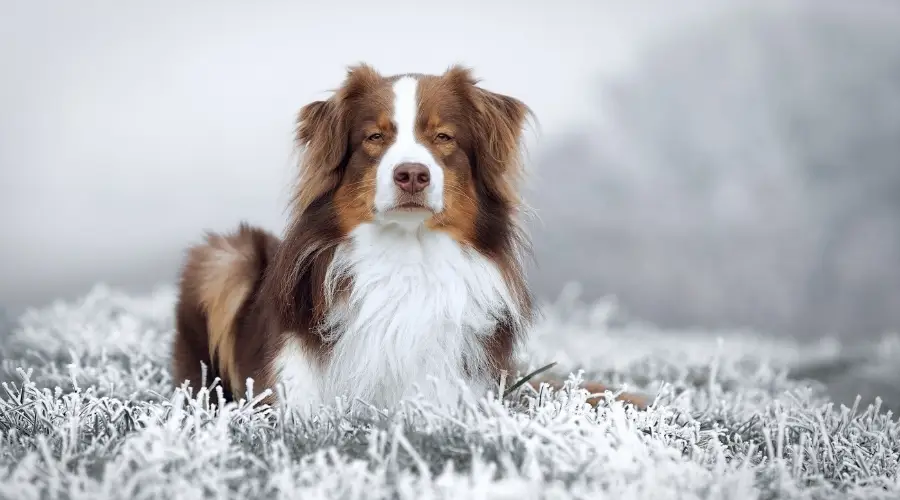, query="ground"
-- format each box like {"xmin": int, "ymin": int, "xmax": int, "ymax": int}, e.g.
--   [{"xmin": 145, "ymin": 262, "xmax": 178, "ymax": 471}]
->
[{"xmin": 1, "ymin": 285, "xmax": 899, "ymax": 499}]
